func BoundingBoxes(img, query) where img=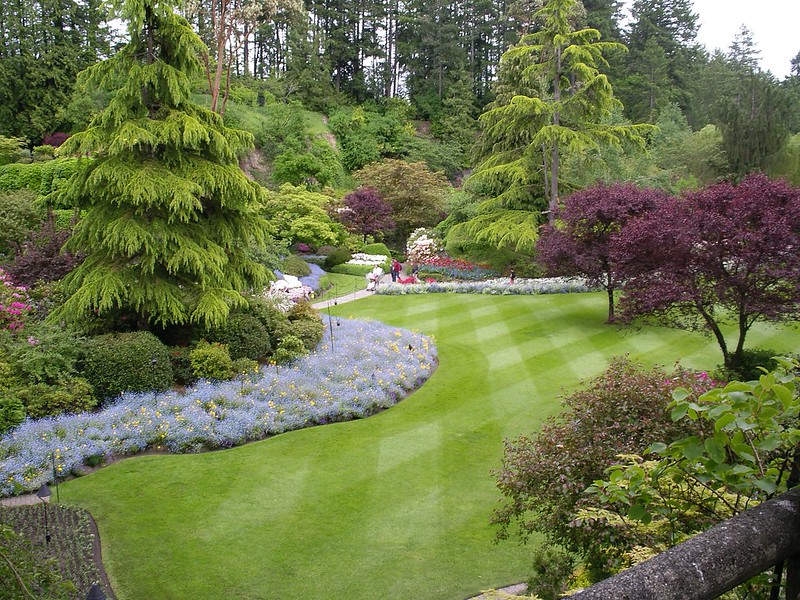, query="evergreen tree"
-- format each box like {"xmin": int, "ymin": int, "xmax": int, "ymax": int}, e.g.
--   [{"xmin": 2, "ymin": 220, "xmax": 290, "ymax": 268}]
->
[
  {"xmin": 461, "ymin": 0, "xmax": 651, "ymax": 253},
  {"xmin": 50, "ymin": 0, "xmax": 273, "ymax": 329}
]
